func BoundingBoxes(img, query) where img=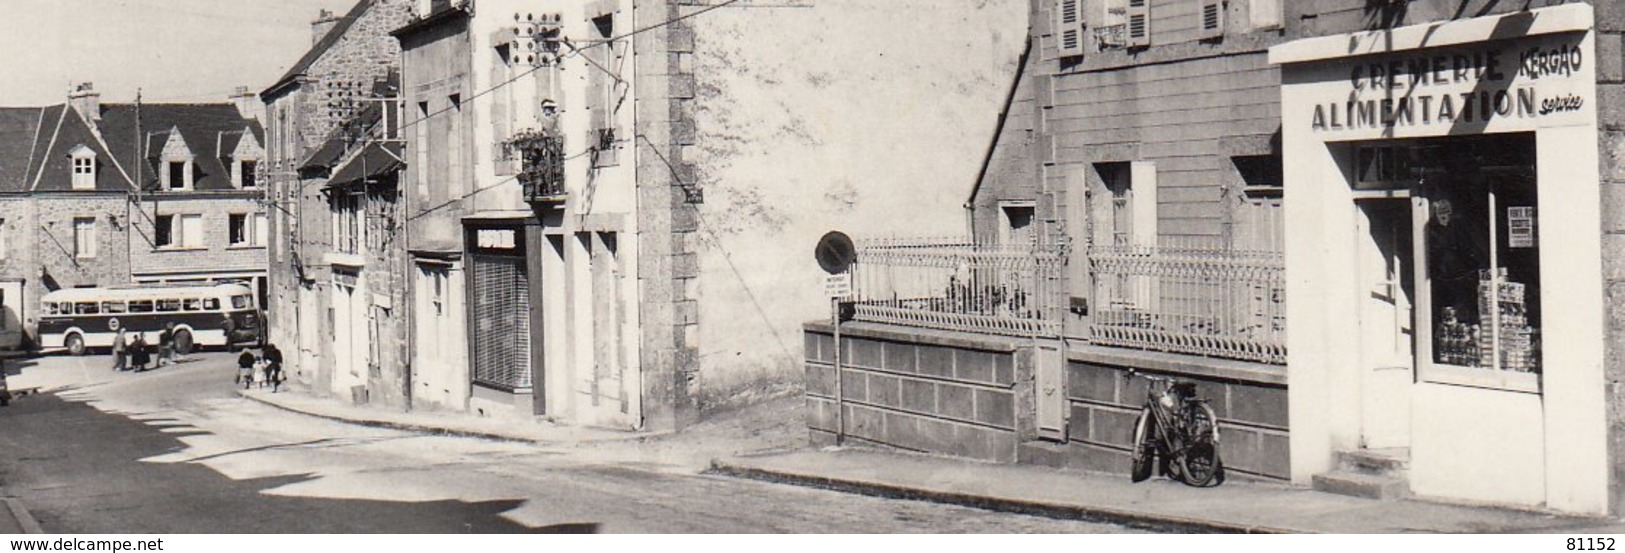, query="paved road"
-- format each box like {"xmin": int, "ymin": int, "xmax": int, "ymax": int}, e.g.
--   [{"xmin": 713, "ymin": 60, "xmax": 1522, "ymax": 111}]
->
[{"xmin": 0, "ymin": 353, "xmax": 1146, "ymax": 533}]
